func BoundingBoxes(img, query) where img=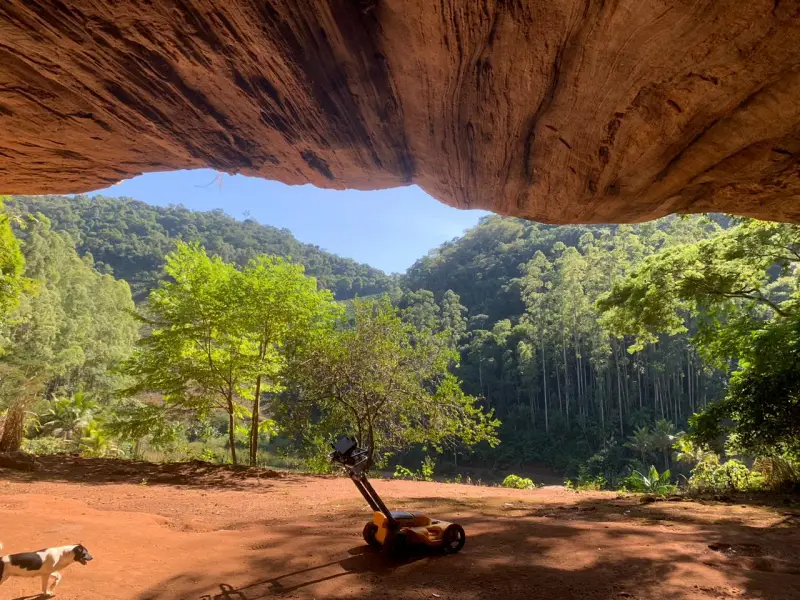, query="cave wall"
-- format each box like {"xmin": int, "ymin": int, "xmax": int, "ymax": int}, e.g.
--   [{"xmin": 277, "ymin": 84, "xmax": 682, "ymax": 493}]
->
[{"xmin": 1, "ymin": 1, "xmax": 799, "ymax": 223}]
